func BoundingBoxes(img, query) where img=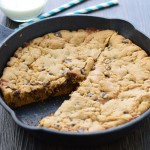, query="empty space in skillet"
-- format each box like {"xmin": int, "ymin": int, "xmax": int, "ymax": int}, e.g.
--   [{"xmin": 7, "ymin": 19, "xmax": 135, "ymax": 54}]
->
[{"xmin": 14, "ymin": 95, "xmax": 70, "ymax": 126}]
